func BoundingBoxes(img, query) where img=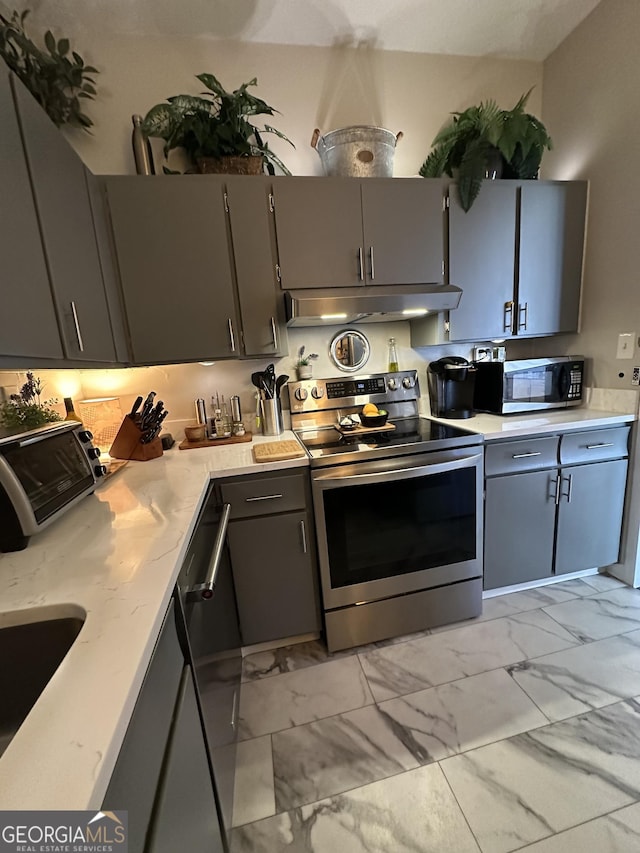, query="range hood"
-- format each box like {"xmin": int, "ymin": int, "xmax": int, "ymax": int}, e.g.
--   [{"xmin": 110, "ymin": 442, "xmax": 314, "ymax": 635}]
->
[{"xmin": 285, "ymin": 284, "xmax": 463, "ymax": 327}]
